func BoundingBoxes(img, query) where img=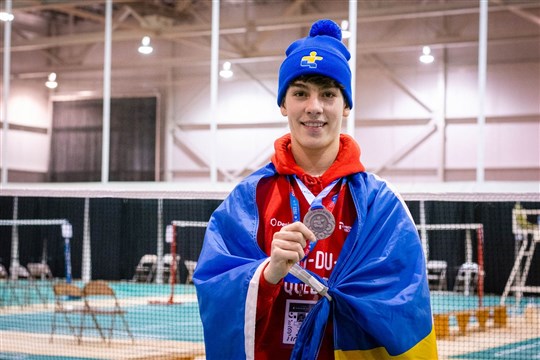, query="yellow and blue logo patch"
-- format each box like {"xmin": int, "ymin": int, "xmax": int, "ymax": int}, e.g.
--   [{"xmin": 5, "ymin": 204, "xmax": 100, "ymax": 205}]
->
[{"xmin": 301, "ymin": 51, "xmax": 323, "ymax": 68}]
